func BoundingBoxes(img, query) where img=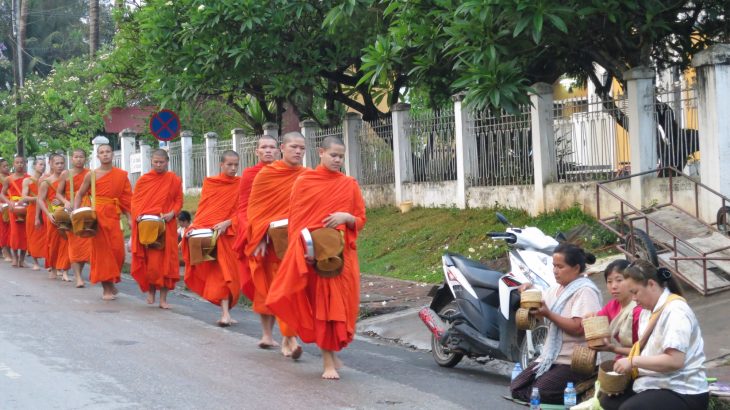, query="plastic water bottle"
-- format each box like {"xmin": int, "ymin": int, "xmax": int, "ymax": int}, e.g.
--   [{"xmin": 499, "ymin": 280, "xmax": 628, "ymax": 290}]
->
[
  {"xmin": 530, "ymin": 387, "xmax": 540, "ymax": 410},
  {"xmin": 564, "ymin": 382, "xmax": 577, "ymax": 409},
  {"xmin": 511, "ymin": 362, "xmax": 523, "ymax": 380}
]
